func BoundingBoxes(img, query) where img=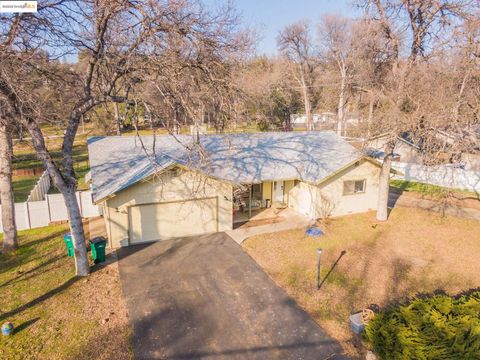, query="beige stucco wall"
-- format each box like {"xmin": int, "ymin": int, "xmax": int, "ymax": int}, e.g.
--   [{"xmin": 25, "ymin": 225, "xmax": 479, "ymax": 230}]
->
[
  {"xmin": 102, "ymin": 168, "xmax": 233, "ymax": 247},
  {"xmin": 288, "ymin": 181, "xmax": 317, "ymax": 216},
  {"xmin": 284, "ymin": 180, "xmax": 295, "ymax": 204},
  {"xmin": 288, "ymin": 159, "xmax": 381, "ymax": 219}
]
